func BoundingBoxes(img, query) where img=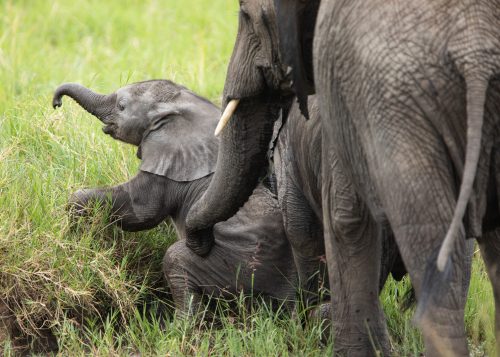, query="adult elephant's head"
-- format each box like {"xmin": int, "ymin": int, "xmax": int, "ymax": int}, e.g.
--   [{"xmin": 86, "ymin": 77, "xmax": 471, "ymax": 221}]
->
[{"xmin": 185, "ymin": 0, "xmax": 320, "ymax": 256}]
